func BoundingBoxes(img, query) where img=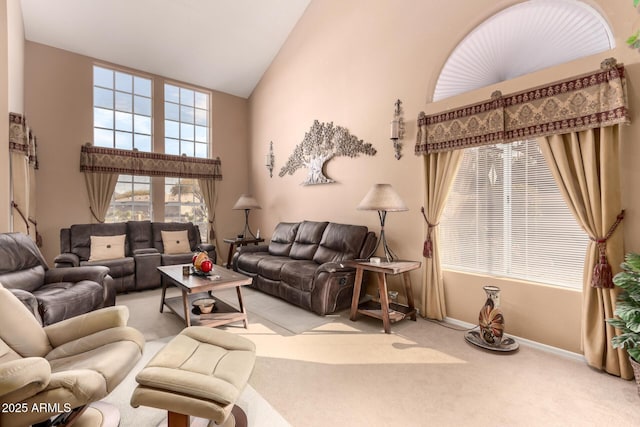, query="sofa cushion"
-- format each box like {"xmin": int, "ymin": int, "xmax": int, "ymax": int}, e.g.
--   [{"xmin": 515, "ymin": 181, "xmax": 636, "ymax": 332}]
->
[
  {"xmin": 35, "ymin": 281, "xmax": 104, "ymax": 326},
  {"xmin": 161, "ymin": 230, "xmax": 191, "ymax": 254},
  {"xmin": 70, "ymin": 223, "xmax": 129, "ymax": 261},
  {"xmin": 313, "ymin": 223, "xmax": 368, "ymax": 264},
  {"xmin": 289, "ymin": 221, "xmax": 328, "ymax": 260},
  {"xmin": 268, "ymin": 222, "xmax": 299, "ymax": 256},
  {"xmin": 280, "ymin": 260, "xmax": 319, "ymax": 292},
  {"xmin": 257, "ymin": 256, "xmax": 291, "ymax": 281},
  {"xmin": 127, "ymin": 221, "xmax": 153, "ymax": 253},
  {"xmin": 82, "ymin": 257, "xmax": 135, "ymax": 279},
  {"xmin": 89, "ymin": 235, "xmax": 126, "ymax": 261},
  {"xmin": 152, "ymin": 222, "xmax": 199, "ymax": 253},
  {"xmin": 236, "ymin": 252, "xmax": 271, "ymax": 274}
]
